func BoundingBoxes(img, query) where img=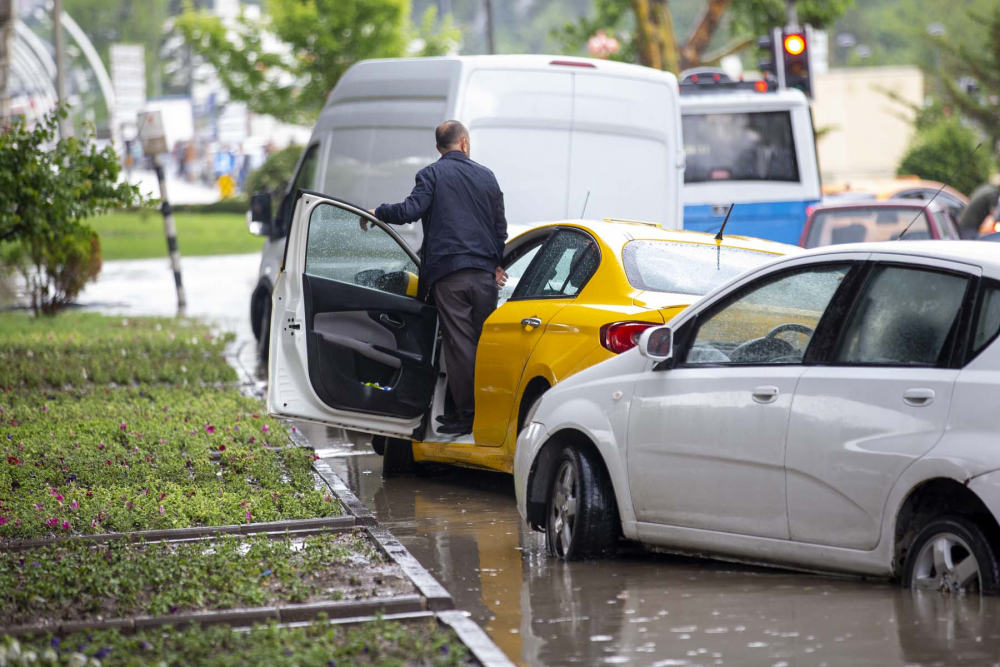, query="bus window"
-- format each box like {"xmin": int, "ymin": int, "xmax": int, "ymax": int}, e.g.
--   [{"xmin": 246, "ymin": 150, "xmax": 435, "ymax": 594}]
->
[{"xmin": 682, "ymin": 112, "xmax": 799, "ymax": 184}]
